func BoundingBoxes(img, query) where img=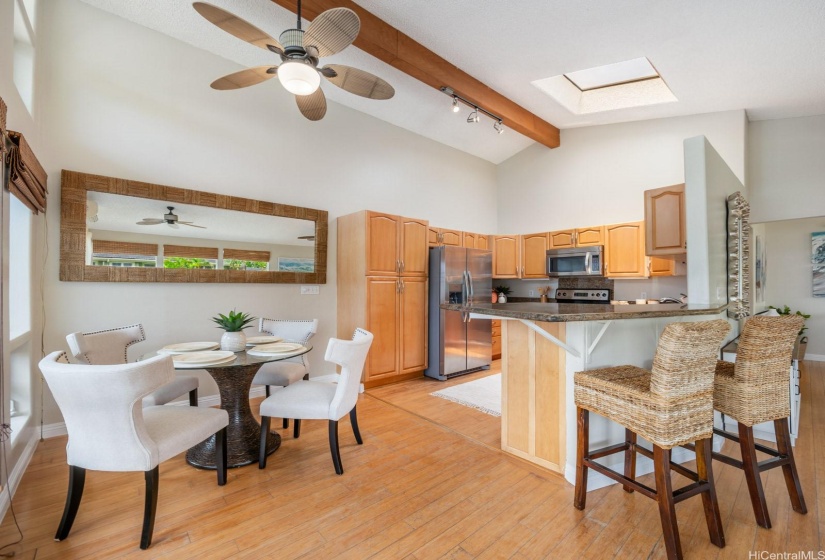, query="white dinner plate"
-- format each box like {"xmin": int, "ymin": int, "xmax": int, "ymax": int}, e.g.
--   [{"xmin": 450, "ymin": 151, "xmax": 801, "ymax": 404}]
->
[
  {"xmin": 159, "ymin": 341, "xmax": 220, "ymax": 354},
  {"xmin": 246, "ymin": 336, "xmax": 283, "ymax": 346},
  {"xmin": 172, "ymin": 351, "xmax": 237, "ymax": 367},
  {"xmin": 247, "ymin": 343, "xmax": 305, "ymax": 357}
]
